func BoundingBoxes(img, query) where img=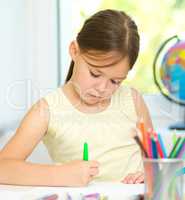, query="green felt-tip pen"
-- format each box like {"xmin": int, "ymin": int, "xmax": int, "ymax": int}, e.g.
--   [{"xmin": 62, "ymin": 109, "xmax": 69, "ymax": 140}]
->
[{"xmin": 83, "ymin": 142, "xmax": 89, "ymax": 161}]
